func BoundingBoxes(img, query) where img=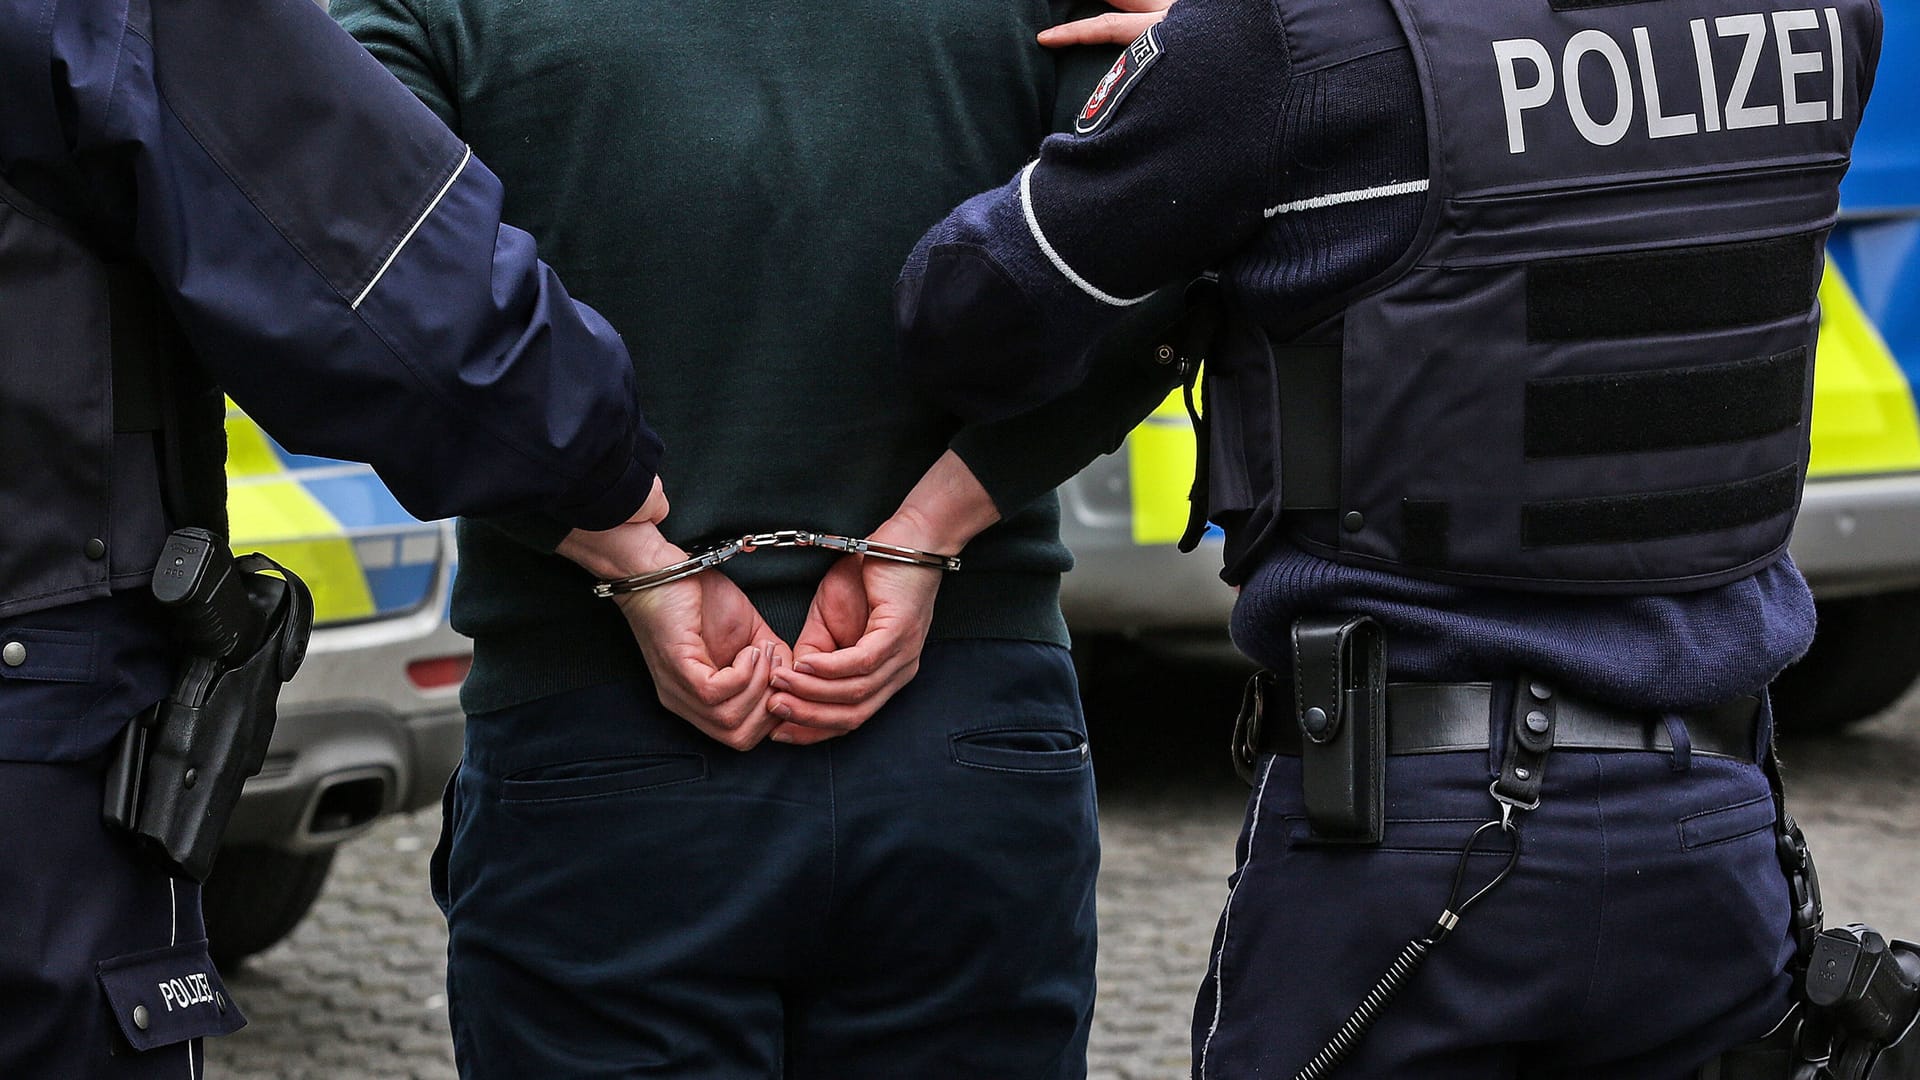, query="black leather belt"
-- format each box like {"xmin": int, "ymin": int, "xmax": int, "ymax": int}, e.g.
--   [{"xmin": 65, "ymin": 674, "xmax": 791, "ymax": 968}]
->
[{"xmin": 1257, "ymin": 681, "xmax": 1761, "ymax": 763}]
